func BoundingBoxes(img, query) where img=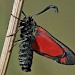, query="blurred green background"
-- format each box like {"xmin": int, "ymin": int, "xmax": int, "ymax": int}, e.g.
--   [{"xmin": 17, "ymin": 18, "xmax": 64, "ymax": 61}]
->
[{"xmin": 0, "ymin": 0, "xmax": 75, "ymax": 75}]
